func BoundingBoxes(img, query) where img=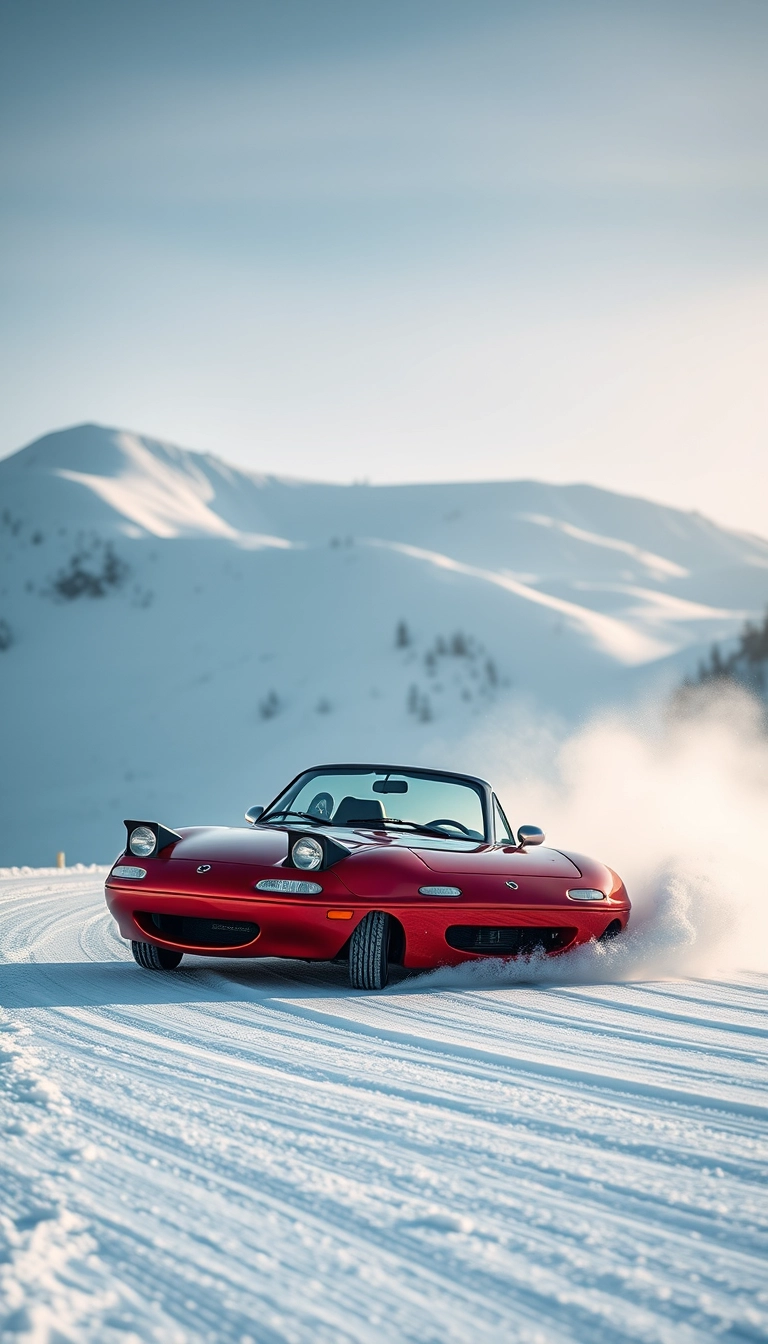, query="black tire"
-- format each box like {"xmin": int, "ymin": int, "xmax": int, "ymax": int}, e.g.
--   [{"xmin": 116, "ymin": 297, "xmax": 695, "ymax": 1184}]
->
[
  {"xmin": 349, "ymin": 911, "xmax": 390, "ymax": 990},
  {"xmin": 131, "ymin": 940, "xmax": 183, "ymax": 970},
  {"xmin": 598, "ymin": 919, "xmax": 623, "ymax": 942}
]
